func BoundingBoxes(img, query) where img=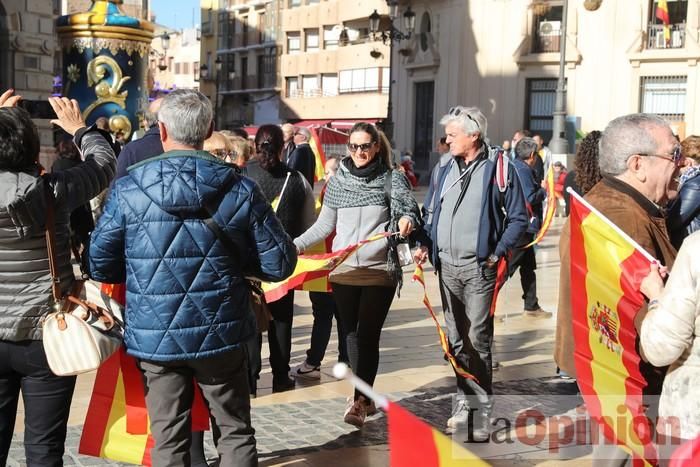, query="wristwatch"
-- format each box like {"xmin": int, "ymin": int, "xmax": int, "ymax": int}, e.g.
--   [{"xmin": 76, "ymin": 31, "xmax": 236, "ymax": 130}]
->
[{"xmin": 486, "ymin": 254, "xmax": 499, "ymax": 267}]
